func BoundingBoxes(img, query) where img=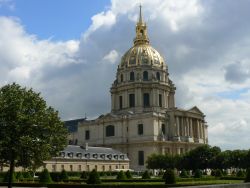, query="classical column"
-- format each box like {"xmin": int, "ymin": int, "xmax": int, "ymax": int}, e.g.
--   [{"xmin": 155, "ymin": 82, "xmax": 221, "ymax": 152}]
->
[
  {"xmin": 189, "ymin": 118, "xmax": 193, "ymax": 137},
  {"xmin": 196, "ymin": 119, "xmax": 200, "ymax": 139},
  {"xmin": 176, "ymin": 116, "xmax": 179, "ymax": 136},
  {"xmin": 186, "ymin": 117, "xmax": 189, "ymax": 136}
]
